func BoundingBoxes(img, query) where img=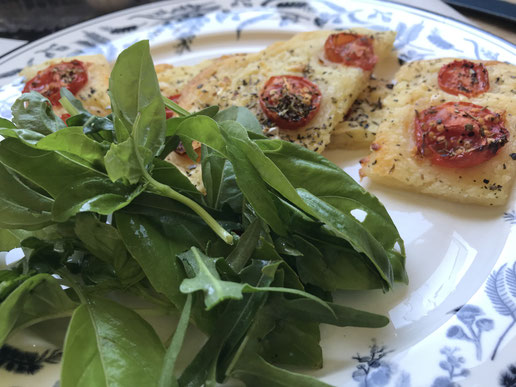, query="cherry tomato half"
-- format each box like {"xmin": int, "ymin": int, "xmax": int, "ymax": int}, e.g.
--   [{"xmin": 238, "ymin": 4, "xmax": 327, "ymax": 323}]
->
[
  {"xmin": 324, "ymin": 33, "xmax": 377, "ymax": 71},
  {"xmin": 61, "ymin": 113, "xmax": 71, "ymax": 125},
  {"xmin": 165, "ymin": 94, "xmax": 181, "ymax": 119},
  {"xmin": 23, "ymin": 60, "xmax": 88, "ymax": 106},
  {"xmin": 259, "ymin": 75, "xmax": 321, "ymax": 129},
  {"xmin": 415, "ymin": 101, "xmax": 508, "ymax": 168},
  {"xmin": 438, "ymin": 60, "xmax": 489, "ymax": 97}
]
